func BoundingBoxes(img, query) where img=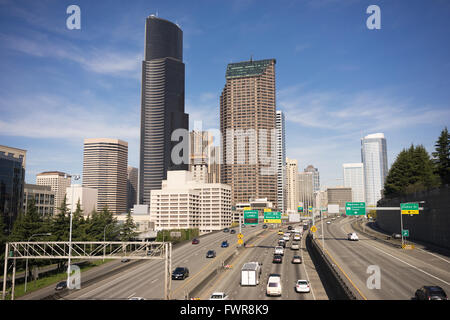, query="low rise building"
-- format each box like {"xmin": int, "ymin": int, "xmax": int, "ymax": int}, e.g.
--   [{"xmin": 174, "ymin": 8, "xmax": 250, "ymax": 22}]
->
[
  {"xmin": 66, "ymin": 184, "xmax": 98, "ymax": 216},
  {"xmin": 150, "ymin": 171, "xmax": 231, "ymax": 234},
  {"xmin": 23, "ymin": 184, "xmax": 55, "ymax": 216}
]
